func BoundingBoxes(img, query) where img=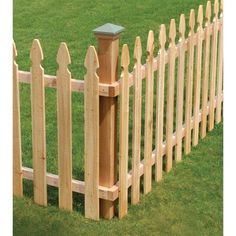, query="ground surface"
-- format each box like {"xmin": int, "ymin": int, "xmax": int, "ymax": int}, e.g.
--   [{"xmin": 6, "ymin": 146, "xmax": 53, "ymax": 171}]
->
[{"xmin": 14, "ymin": 0, "xmax": 222, "ymax": 235}]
